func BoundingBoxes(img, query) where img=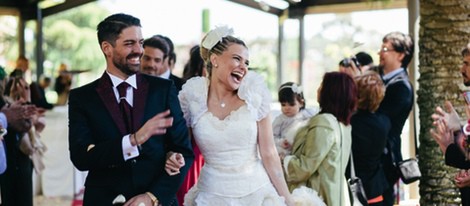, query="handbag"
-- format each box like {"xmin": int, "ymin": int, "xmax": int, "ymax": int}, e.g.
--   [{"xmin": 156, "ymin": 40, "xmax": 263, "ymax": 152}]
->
[
  {"xmin": 389, "ymin": 132, "xmax": 421, "ymax": 184},
  {"xmin": 347, "ymin": 152, "xmax": 369, "ymax": 206},
  {"xmin": 397, "ymin": 158, "xmax": 421, "ymax": 184}
]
